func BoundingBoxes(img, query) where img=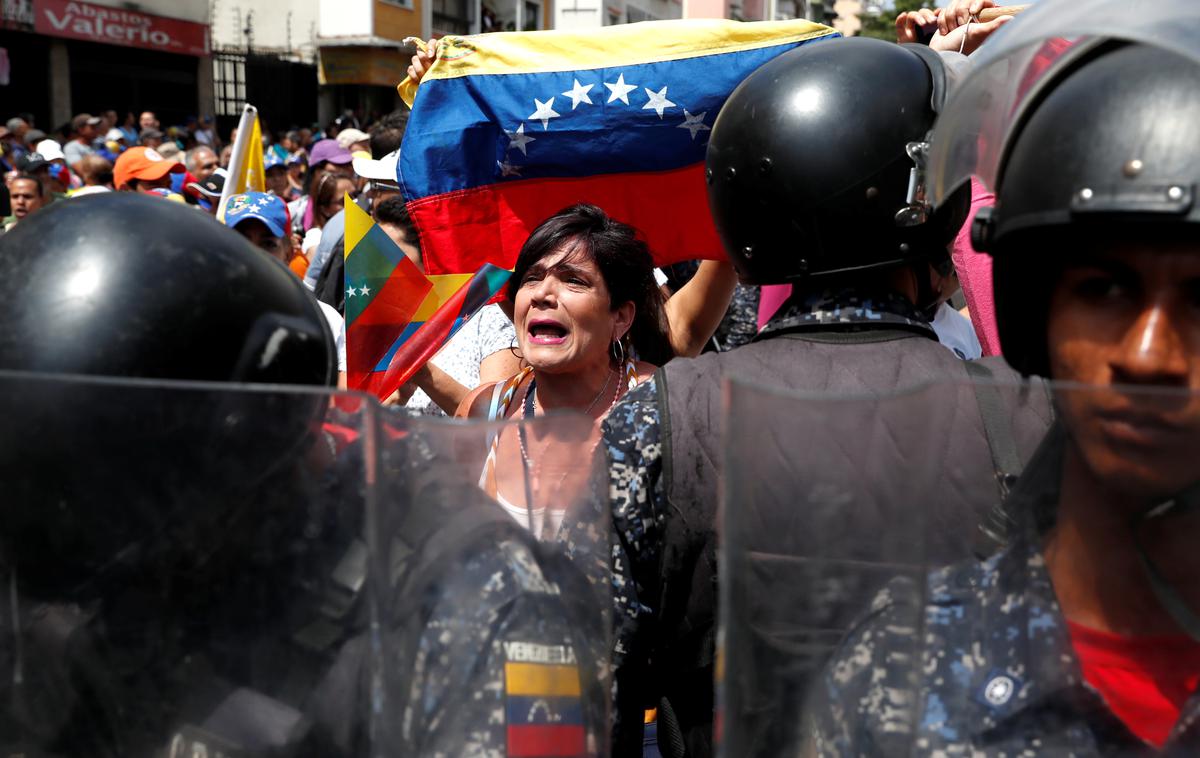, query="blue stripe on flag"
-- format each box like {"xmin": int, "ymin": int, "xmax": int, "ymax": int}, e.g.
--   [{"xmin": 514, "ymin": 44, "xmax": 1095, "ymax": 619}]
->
[{"xmin": 401, "ymin": 35, "xmax": 836, "ymax": 200}]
